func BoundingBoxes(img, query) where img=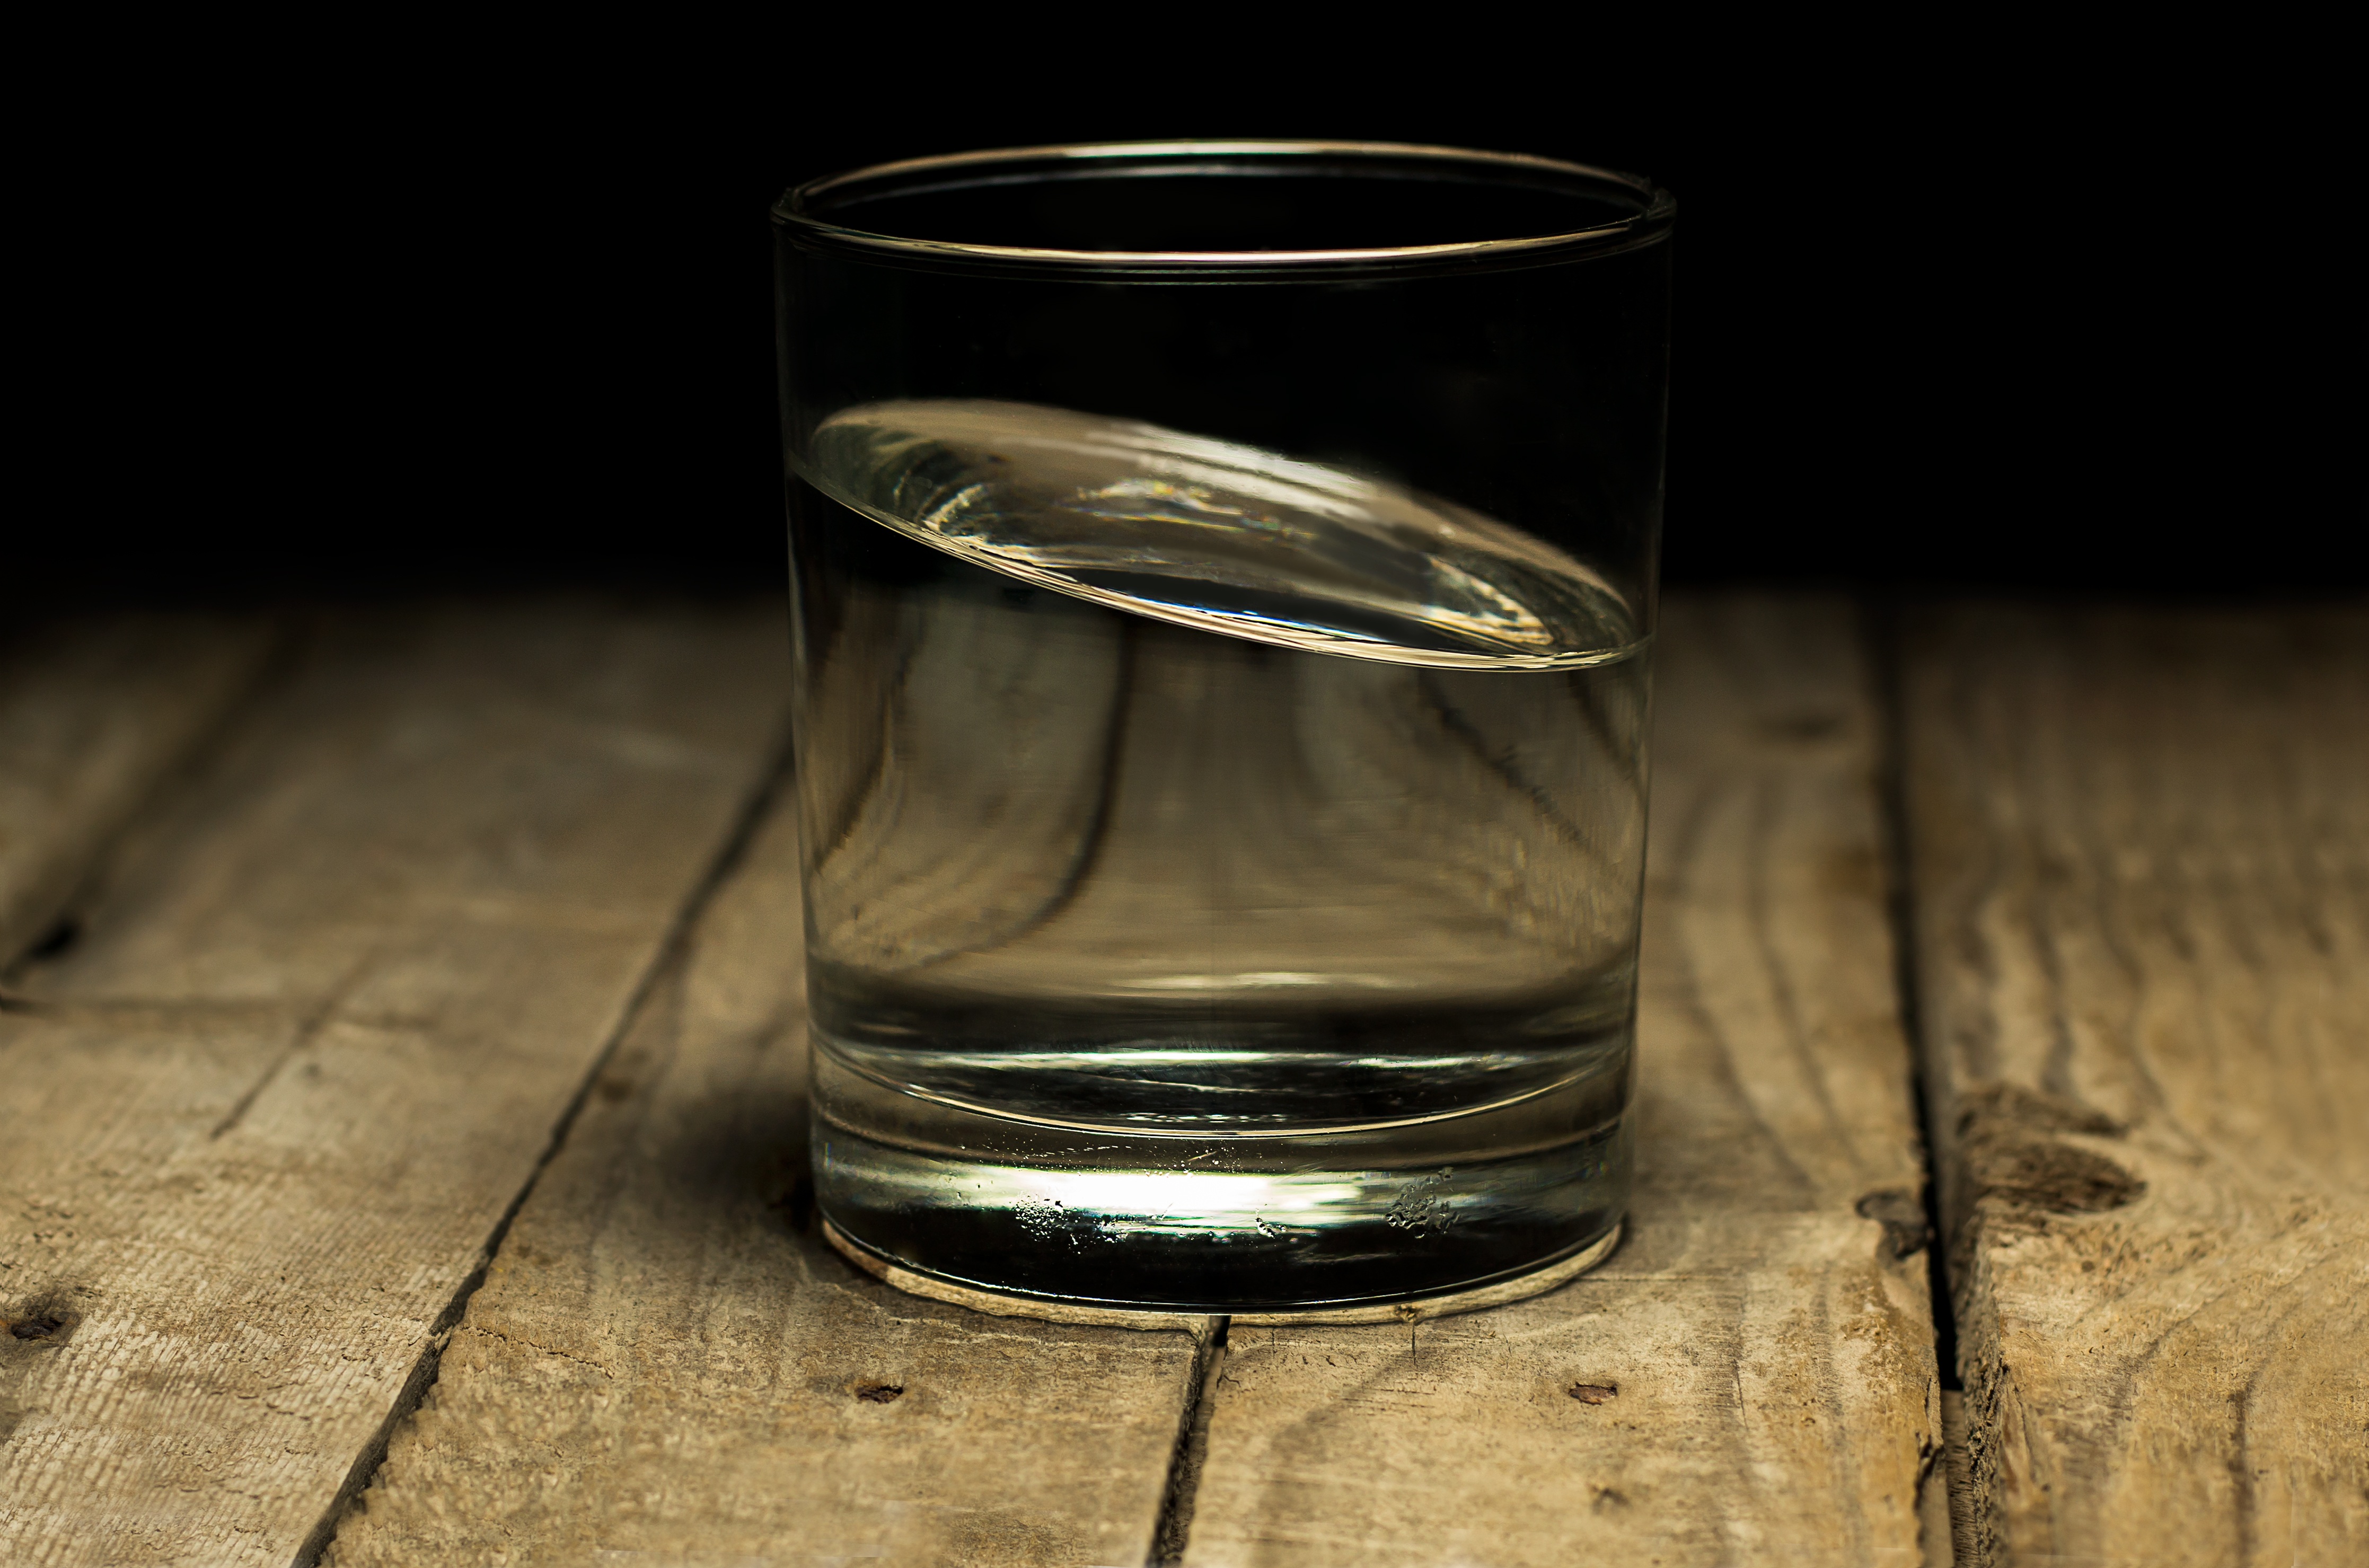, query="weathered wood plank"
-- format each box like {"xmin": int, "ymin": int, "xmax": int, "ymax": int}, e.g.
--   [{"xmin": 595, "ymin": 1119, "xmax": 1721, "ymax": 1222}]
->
[
  {"xmin": 1903, "ymin": 604, "xmax": 2369, "ymax": 1568},
  {"xmin": 1178, "ymin": 594, "xmax": 1948, "ymax": 1566},
  {"xmin": 0, "ymin": 614, "xmax": 279, "ymax": 965},
  {"xmin": 0, "ymin": 600, "xmax": 787, "ymax": 1567},
  {"xmin": 321, "ymin": 743, "xmax": 1205, "ymax": 1566}
]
